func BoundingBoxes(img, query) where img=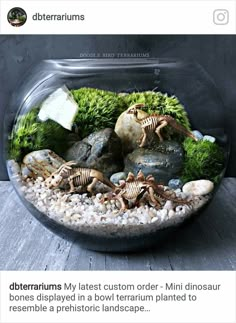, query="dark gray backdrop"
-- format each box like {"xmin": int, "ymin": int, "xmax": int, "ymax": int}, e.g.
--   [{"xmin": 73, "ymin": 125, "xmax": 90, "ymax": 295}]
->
[{"xmin": 0, "ymin": 35, "xmax": 235, "ymax": 180}]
